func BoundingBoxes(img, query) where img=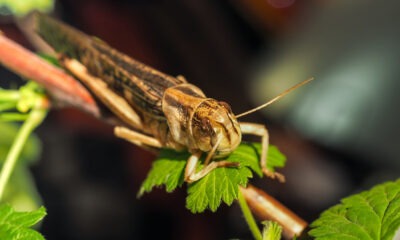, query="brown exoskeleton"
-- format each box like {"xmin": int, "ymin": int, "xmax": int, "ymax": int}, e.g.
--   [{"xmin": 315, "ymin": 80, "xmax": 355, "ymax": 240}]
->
[{"xmin": 34, "ymin": 13, "xmax": 313, "ymax": 183}]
